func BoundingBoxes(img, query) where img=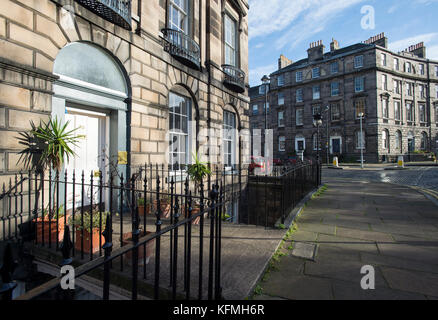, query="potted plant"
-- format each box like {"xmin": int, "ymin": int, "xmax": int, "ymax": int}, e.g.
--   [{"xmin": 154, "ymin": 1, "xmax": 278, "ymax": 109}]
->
[
  {"xmin": 34, "ymin": 205, "xmax": 67, "ymax": 243},
  {"xmin": 137, "ymin": 197, "xmax": 151, "ymax": 217},
  {"xmin": 153, "ymin": 195, "xmax": 172, "ymax": 219},
  {"xmin": 17, "ymin": 117, "xmax": 84, "ymax": 240},
  {"xmin": 122, "ymin": 228, "xmax": 155, "ymax": 266},
  {"xmin": 69, "ymin": 210, "xmax": 108, "ymax": 254},
  {"xmin": 187, "ymin": 152, "xmax": 211, "ymax": 225}
]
